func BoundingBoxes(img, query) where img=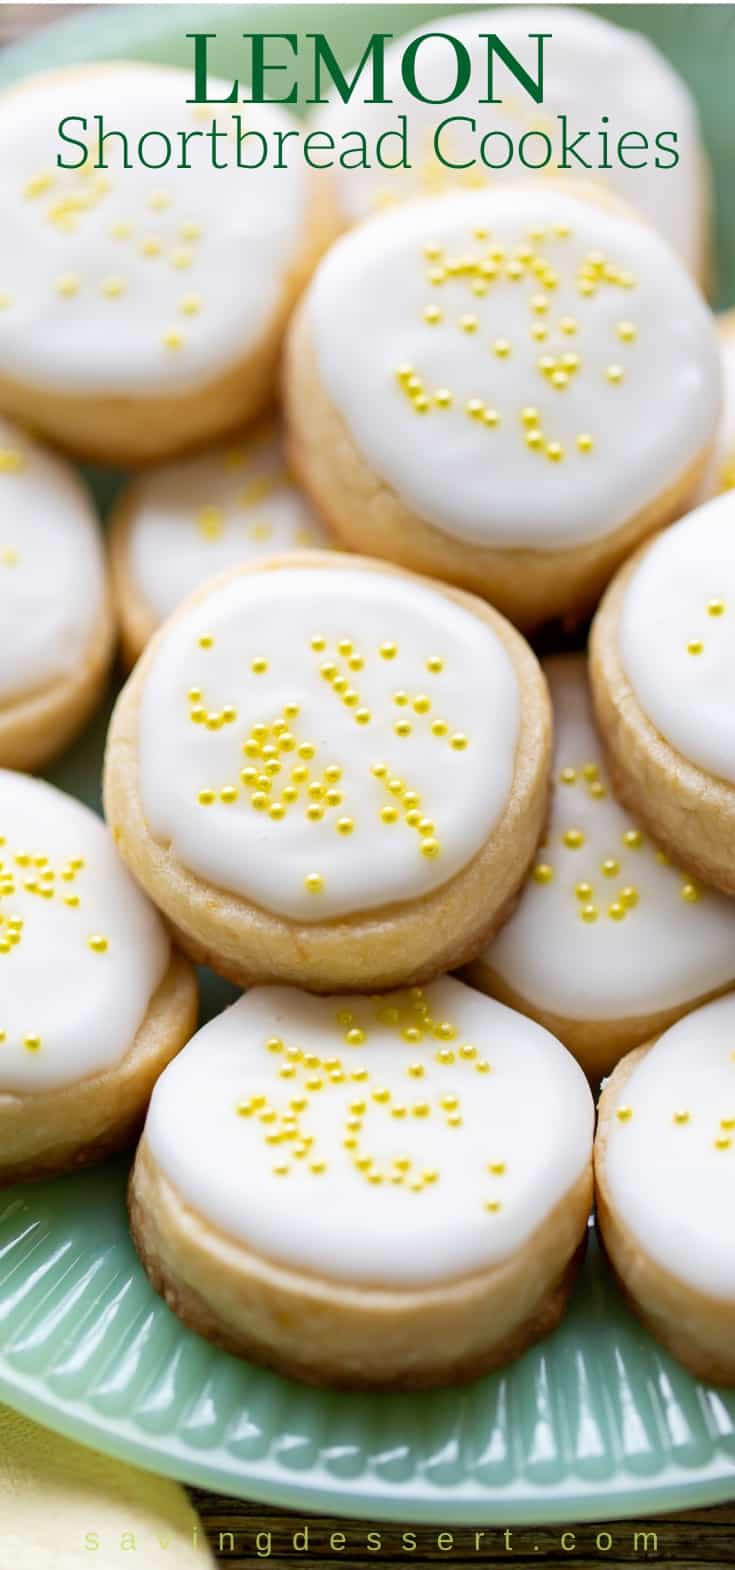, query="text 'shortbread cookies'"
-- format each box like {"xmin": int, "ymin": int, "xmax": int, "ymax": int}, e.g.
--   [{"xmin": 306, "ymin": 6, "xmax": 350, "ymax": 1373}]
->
[
  {"xmin": 110, "ymin": 421, "xmax": 332, "ymax": 665},
  {"xmin": 320, "ymin": 6, "xmax": 711, "ymax": 286},
  {"xmin": 104, "ymin": 553, "xmax": 551, "ymax": 991},
  {"xmin": 591, "ymin": 490, "xmax": 735, "ymax": 895},
  {"xmin": 0, "ymin": 415, "xmax": 114, "ymax": 770},
  {"xmin": 596, "ymin": 994, "xmax": 735, "ymax": 1385},
  {"xmin": 286, "ymin": 187, "xmax": 720, "ymax": 629},
  {"xmin": 129, "ymin": 978, "xmax": 594, "ymax": 1387},
  {"xmin": 469, "ymin": 656, "xmax": 735, "ymax": 1082},
  {"xmin": 0, "ymin": 64, "xmax": 329, "ymax": 464},
  {"xmin": 0, "ymin": 770, "xmax": 197, "ymax": 1184}
]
